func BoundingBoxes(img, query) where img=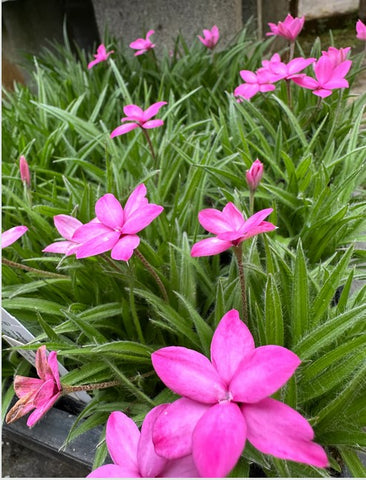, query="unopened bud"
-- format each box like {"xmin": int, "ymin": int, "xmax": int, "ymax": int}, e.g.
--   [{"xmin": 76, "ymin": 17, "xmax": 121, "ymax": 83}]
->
[
  {"xmin": 19, "ymin": 155, "xmax": 31, "ymax": 187},
  {"xmin": 246, "ymin": 159, "xmax": 263, "ymax": 192}
]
